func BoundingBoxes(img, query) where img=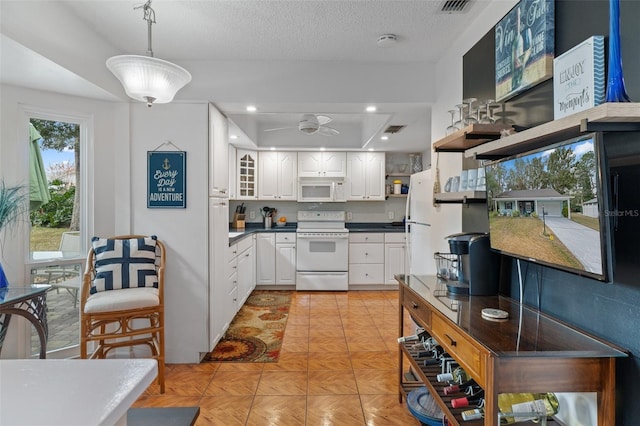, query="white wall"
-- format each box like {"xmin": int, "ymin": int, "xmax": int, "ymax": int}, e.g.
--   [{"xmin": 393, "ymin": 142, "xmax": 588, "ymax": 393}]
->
[
  {"xmin": 427, "ymin": 0, "xmax": 518, "ymax": 256},
  {"xmin": 129, "ymin": 103, "xmax": 210, "ymax": 363}
]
